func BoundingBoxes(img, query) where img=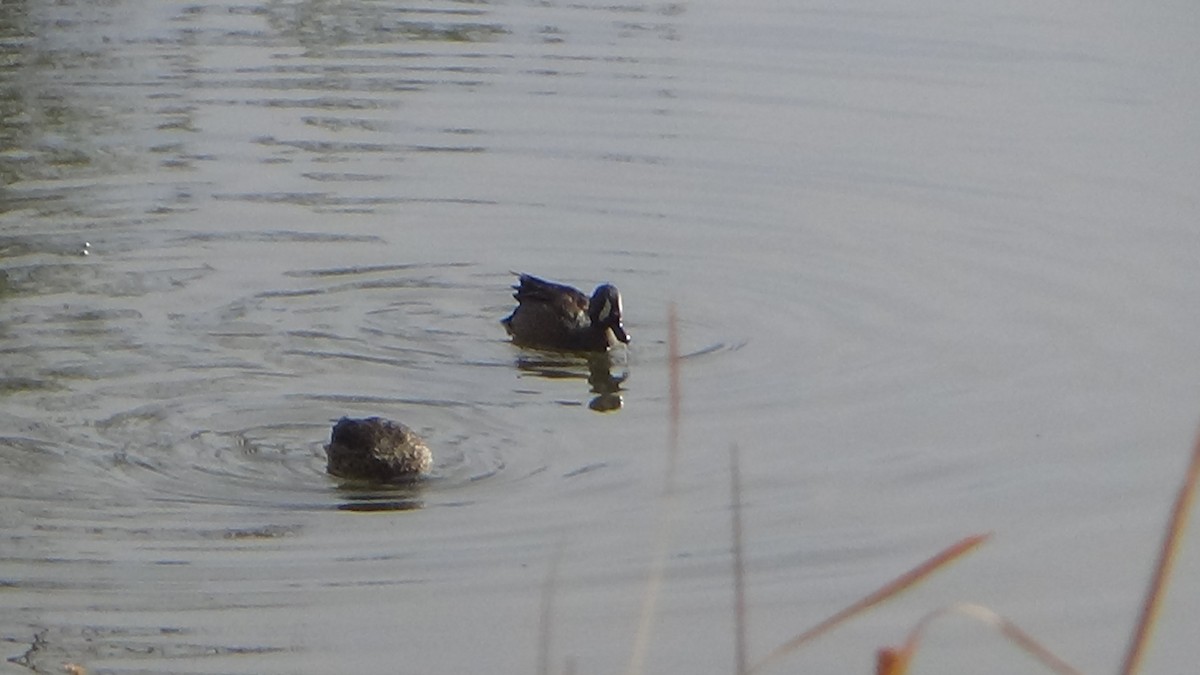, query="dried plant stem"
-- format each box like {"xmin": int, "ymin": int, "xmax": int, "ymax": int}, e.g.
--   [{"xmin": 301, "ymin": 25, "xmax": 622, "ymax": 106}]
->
[
  {"xmin": 730, "ymin": 444, "xmax": 749, "ymax": 675},
  {"xmin": 626, "ymin": 304, "xmax": 683, "ymax": 675},
  {"xmin": 748, "ymin": 533, "xmax": 990, "ymax": 674},
  {"xmin": 879, "ymin": 603, "xmax": 1083, "ymax": 675},
  {"xmin": 538, "ymin": 536, "xmax": 566, "ymax": 675},
  {"xmin": 1119, "ymin": 427, "xmax": 1200, "ymax": 675}
]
